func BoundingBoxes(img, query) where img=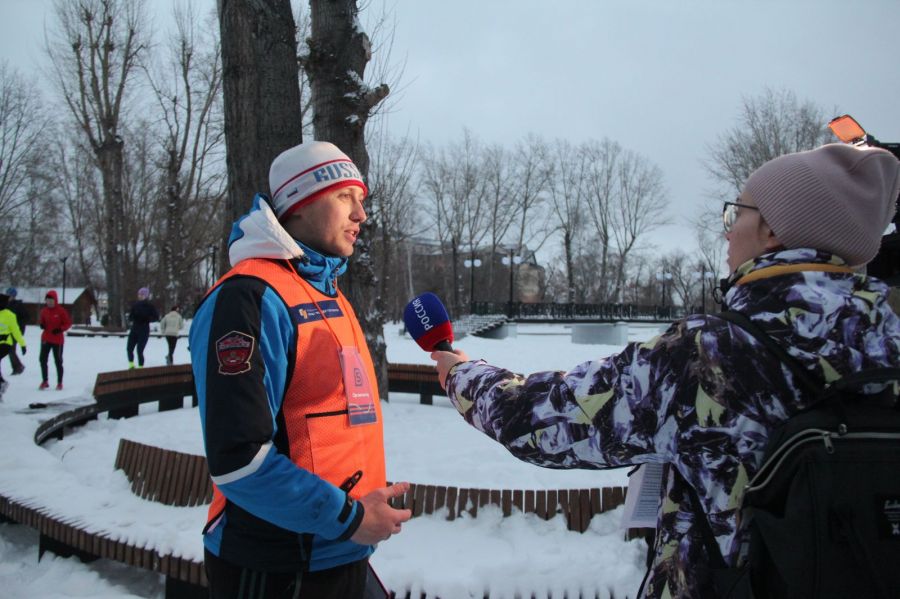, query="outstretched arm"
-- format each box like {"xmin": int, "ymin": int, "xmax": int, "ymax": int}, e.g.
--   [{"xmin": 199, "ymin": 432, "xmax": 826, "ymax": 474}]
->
[{"xmin": 431, "ymin": 335, "xmax": 688, "ymax": 471}]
